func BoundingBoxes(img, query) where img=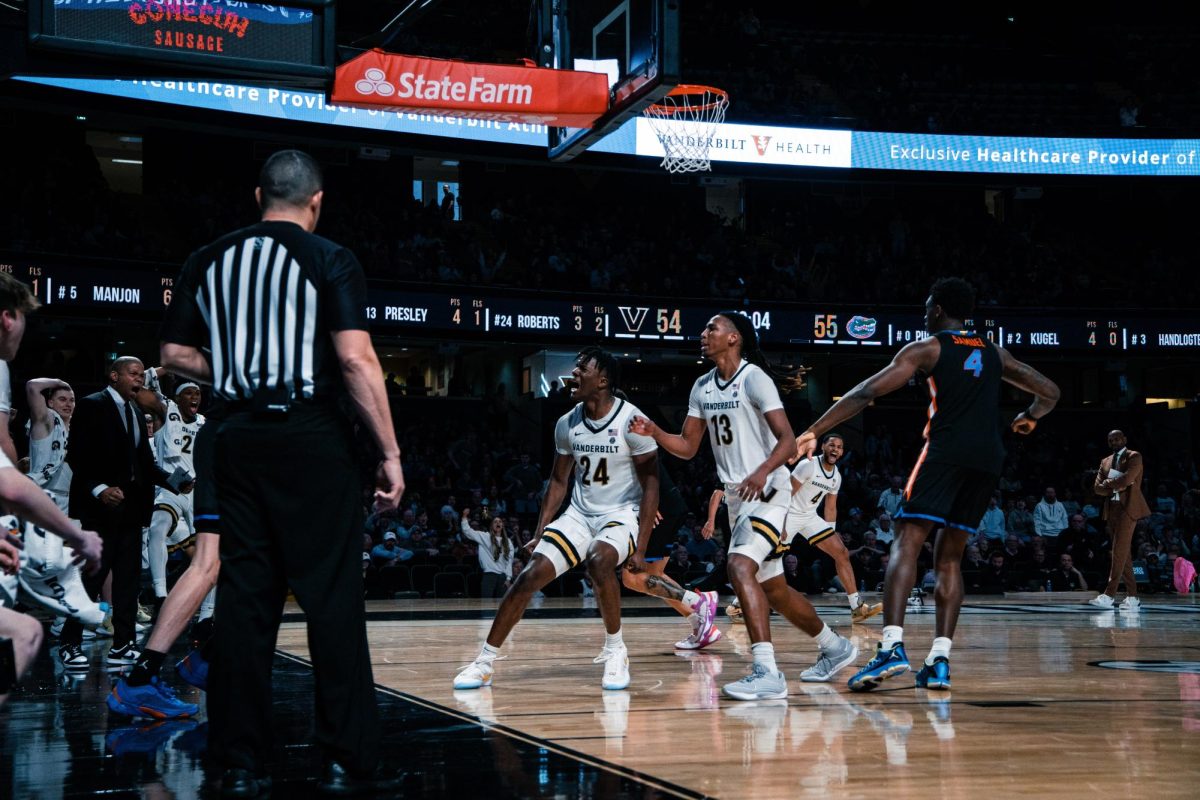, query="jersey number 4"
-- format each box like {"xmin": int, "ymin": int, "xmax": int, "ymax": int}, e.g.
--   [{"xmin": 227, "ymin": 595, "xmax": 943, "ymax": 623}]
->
[
  {"xmin": 578, "ymin": 456, "xmax": 610, "ymax": 486},
  {"xmin": 710, "ymin": 414, "xmax": 734, "ymax": 446},
  {"xmin": 962, "ymin": 349, "xmax": 983, "ymax": 378}
]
